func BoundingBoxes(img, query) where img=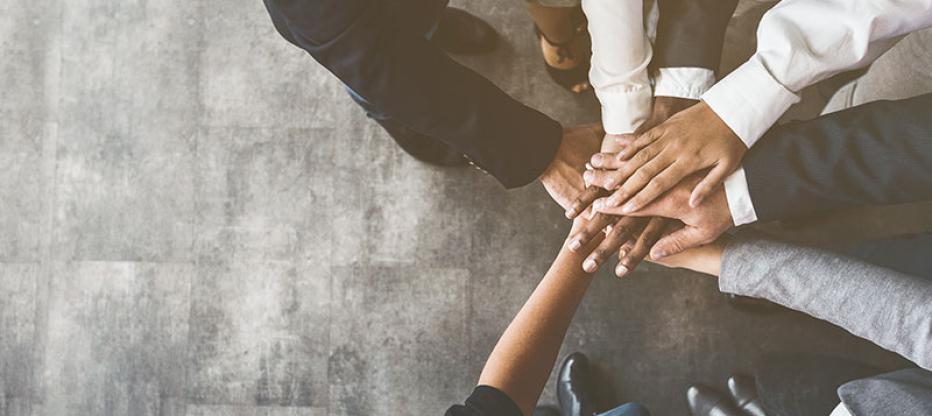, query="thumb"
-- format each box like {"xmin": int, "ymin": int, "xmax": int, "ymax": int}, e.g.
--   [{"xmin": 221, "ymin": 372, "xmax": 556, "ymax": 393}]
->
[{"xmin": 650, "ymin": 226, "xmax": 709, "ymax": 259}]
